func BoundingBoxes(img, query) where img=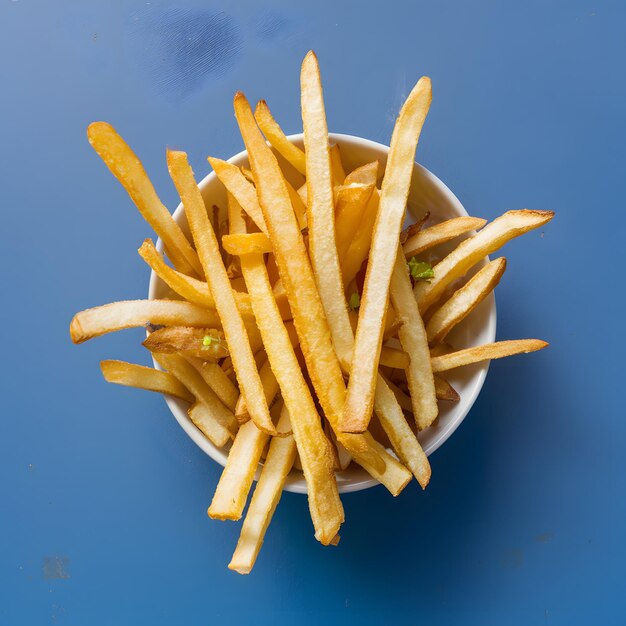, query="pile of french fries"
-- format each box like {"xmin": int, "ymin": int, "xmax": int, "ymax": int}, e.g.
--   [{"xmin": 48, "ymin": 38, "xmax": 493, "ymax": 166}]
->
[{"xmin": 70, "ymin": 51, "xmax": 553, "ymax": 574}]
